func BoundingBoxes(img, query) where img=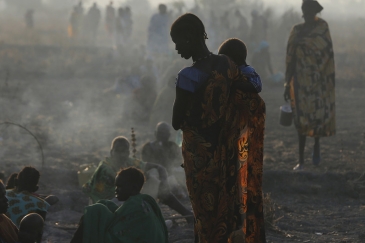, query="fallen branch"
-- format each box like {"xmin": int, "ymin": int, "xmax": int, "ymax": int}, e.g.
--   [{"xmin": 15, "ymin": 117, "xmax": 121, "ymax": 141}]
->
[{"xmin": 0, "ymin": 121, "xmax": 45, "ymax": 168}]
